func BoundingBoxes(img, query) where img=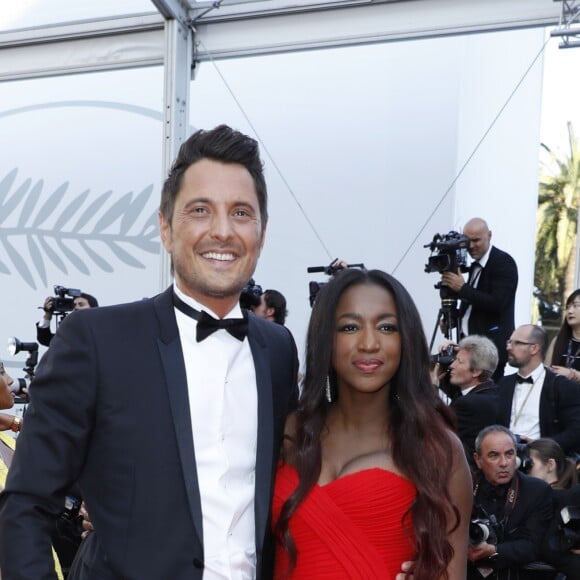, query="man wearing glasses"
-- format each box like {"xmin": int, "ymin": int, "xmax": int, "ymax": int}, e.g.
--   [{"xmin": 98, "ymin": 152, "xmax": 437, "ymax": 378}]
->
[{"xmin": 497, "ymin": 324, "xmax": 580, "ymax": 455}]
